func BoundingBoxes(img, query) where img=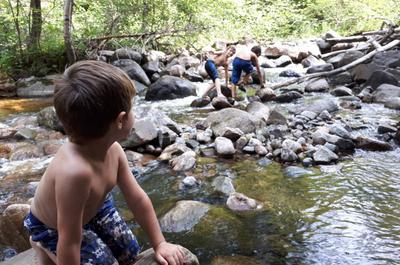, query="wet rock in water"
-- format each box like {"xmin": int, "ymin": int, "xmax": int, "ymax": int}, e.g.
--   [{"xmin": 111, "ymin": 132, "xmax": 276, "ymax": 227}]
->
[
  {"xmin": 202, "ymin": 108, "xmax": 262, "ymax": 136},
  {"xmin": 306, "ymin": 63, "xmax": 333, "ymax": 74},
  {"xmin": 211, "ymin": 255, "xmax": 263, "ymax": 265},
  {"xmin": 200, "ymin": 146, "xmax": 216, "ymax": 157},
  {"xmin": 168, "ymin": 64, "xmax": 186, "ymax": 77},
  {"xmin": 318, "ymin": 110, "xmax": 332, "ymax": 120},
  {"xmin": 235, "ymin": 136, "xmax": 248, "ymax": 151},
  {"xmin": 184, "ymin": 68, "xmax": 204, "ymax": 82},
  {"xmin": 142, "ymin": 60, "xmax": 163, "ymax": 77},
  {"xmin": 305, "ymin": 77, "xmax": 330, "ymax": 92},
  {"xmin": 158, "ymin": 126, "xmax": 178, "ymax": 149},
  {"xmin": 364, "ymin": 70, "xmax": 399, "ymax": 90},
  {"xmin": 378, "ymin": 124, "xmax": 397, "ymax": 134},
  {"xmin": 246, "ymin": 101, "xmax": 270, "ymax": 123},
  {"xmin": 280, "ymin": 148, "xmax": 298, "ymax": 162},
  {"xmin": 384, "ymin": 97, "xmax": 400, "ymax": 110},
  {"xmin": 212, "ymin": 176, "xmax": 235, "ymax": 196},
  {"xmin": 159, "ymin": 200, "xmax": 210, "ymax": 232},
  {"xmin": 212, "ymin": 97, "xmax": 232, "ymax": 110},
  {"xmin": 221, "ymin": 127, "xmax": 244, "ymax": 142},
  {"xmin": 337, "ymin": 50, "xmax": 364, "ymax": 68},
  {"xmin": 121, "ymin": 118, "xmax": 158, "ymax": 148},
  {"xmin": 330, "ymin": 86, "xmax": 353, "ymax": 97},
  {"xmin": 145, "ymin": 75, "xmax": 197, "ymax": 100},
  {"xmin": 37, "ymin": 107, "xmax": 64, "ymax": 132},
  {"xmin": 181, "ymin": 176, "xmax": 199, "ymax": 188},
  {"xmin": 303, "ymin": 98, "xmax": 338, "ymax": 115},
  {"xmin": 299, "ymin": 110, "xmax": 317, "ymax": 120},
  {"xmin": 313, "ymin": 145, "xmax": 339, "ymax": 164},
  {"xmin": 256, "ymin": 87, "xmax": 276, "ymax": 102},
  {"xmin": 302, "ymin": 157, "xmax": 313, "ymax": 167},
  {"xmin": 41, "ymin": 140, "xmax": 62, "ymax": 155},
  {"xmin": 373, "ymin": 84, "xmax": 400, "ymax": 104},
  {"xmin": 339, "ymin": 96, "xmax": 362, "ymax": 109},
  {"xmin": 279, "ymin": 69, "xmax": 302, "ymax": 78},
  {"xmin": 120, "ymin": 60, "xmax": 151, "ymax": 86},
  {"xmin": 125, "ymin": 150, "xmax": 144, "ymax": 168},
  {"xmin": 274, "ymin": 55, "xmax": 292, "ymax": 67},
  {"xmin": 282, "ymin": 139, "xmax": 302, "ymax": 153},
  {"xmin": 395, "ymin": 129, "xmax": 400, "ymax": 144},
  {"xmin": 226, "ymin": 192, "xmax": 262, "ymax": 211},
  {"xmin": 158, "ymin": 143, "xmax": 191, "ymax": 161},
  {"xmin": 0, "ymin": 204, "xmax": 30, "ymax": 252},
  {"xmin": 255, "ymin": 144, "xmax": 268, "ymax": 155},
  {"xmin": 8, "ymin": 142, "xmax": 43, "ymax": 161},
  {"xmin": 214, "ymin": 137, "xmax": 235, "ymax": 157},
  {"xmin": 258, "ymin": 157, "xmax": 272, "ymax": 167},
  {"xmin": 283, "ymin": 166, "xmax": 313, "ymax": 178},
  {"xmin": 13, "ymin": 128, "xmax": 37, "ymax": 141},
  {"xmin": 170, "ymin": 151, "xmax": 196, "ymax": 171},
  {"xmin": 274, "ymin": 91, "xmax": 303, "ymax": 103},
  {"xmin": 196, "ymin": 130, "xmax": 212, "ymax": 143},
  {"xmin": 355, "ymin": 136, "xmax": 392, "ymax": 151},
  {"xmin": 186, "ymin": 139, "xmax": 200, "ymax": 150},
  {"xmin": 134, "ymin": 247, "xmax": 199, "ymax": 265},
  {"xmin": 302, "ymin": 55, "xmax": 325, "ymax": 68},
  {"xmin": 327, "ymin": 71, "xmax": 353, "ymax": 86},
  {"xmin": 266, "ymin": 109, "xmax": 287, "ymax": 125},
  {"xmin": 328, "ymin": 124, "xmax": 351, "ymax": 139},
  {"xmin": 190, "ymin": 97, "xmax": 211, "ymax": 107}
]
